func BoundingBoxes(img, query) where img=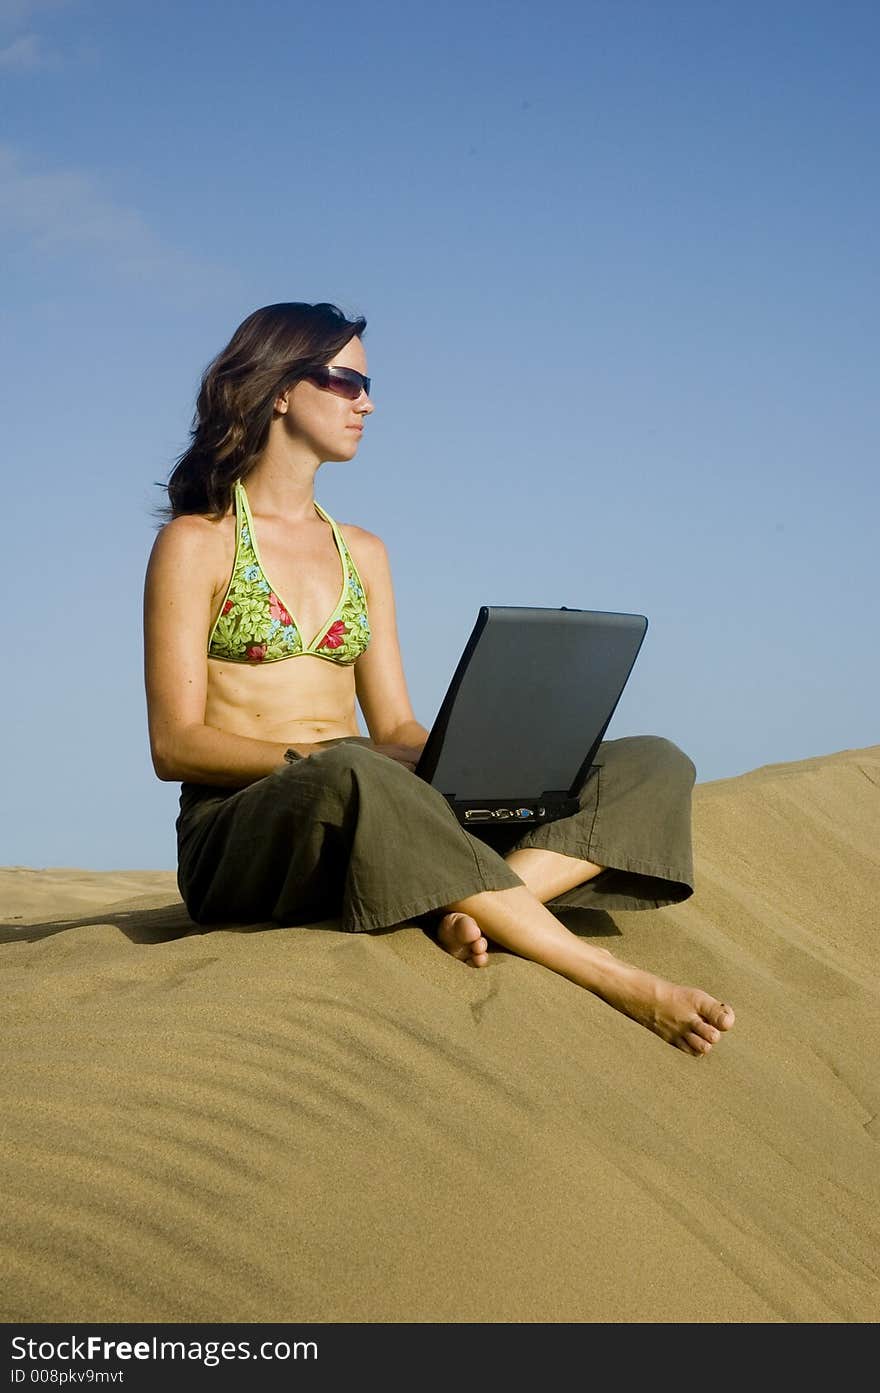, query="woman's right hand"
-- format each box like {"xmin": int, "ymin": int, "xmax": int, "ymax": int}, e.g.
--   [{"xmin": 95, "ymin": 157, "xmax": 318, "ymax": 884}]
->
[
  {"xmin": 301, "ymin": 737, "xmax": 423, "ymax": 772},
  {"xmin": 361, "ymin": 742, "xmax": 423, "ymax": 771}
]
